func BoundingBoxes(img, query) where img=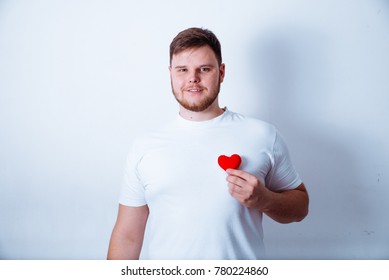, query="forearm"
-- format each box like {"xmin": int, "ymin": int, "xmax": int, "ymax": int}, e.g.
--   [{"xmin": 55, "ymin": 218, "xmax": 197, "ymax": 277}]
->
[
  {"xmin": 261, "ymin": 184, "xmax": 309, "ymax": 224},
  {"xmin": 107, "ymin": 230, "xmax": 143, "ymax": 260},
  {"xmin": 226, "ymin": 169, "xmax": 309, "ymax": 224},
  {"xmin": 107, "ymin": 204, "xmax": 149, "ymax": 260}
]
